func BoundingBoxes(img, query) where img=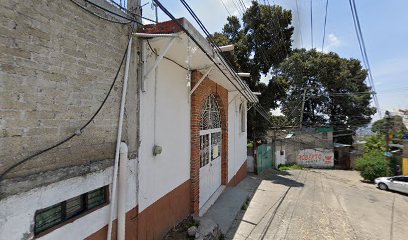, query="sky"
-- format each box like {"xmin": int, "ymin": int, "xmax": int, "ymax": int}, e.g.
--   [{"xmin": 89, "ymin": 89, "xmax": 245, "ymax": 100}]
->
[{"xmin": 141, "ymin": 0, "xmax": 408, "ymax": 120}]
